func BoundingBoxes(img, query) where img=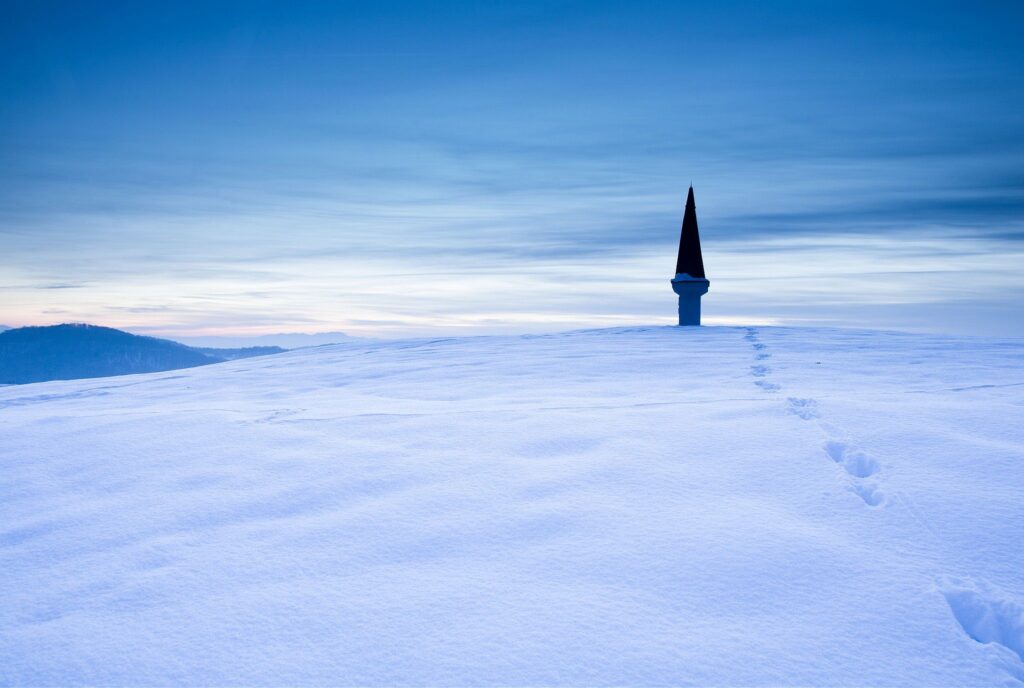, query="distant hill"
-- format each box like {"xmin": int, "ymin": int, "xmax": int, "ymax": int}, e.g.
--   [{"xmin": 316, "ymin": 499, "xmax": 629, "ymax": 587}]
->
[
  {"xmin": 0, "ymin": 324, "xmax": 284, "ymax": 384},
  {"xmin": 191, "ymin": 346, "xmax": 285, "ymax": 361}
]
